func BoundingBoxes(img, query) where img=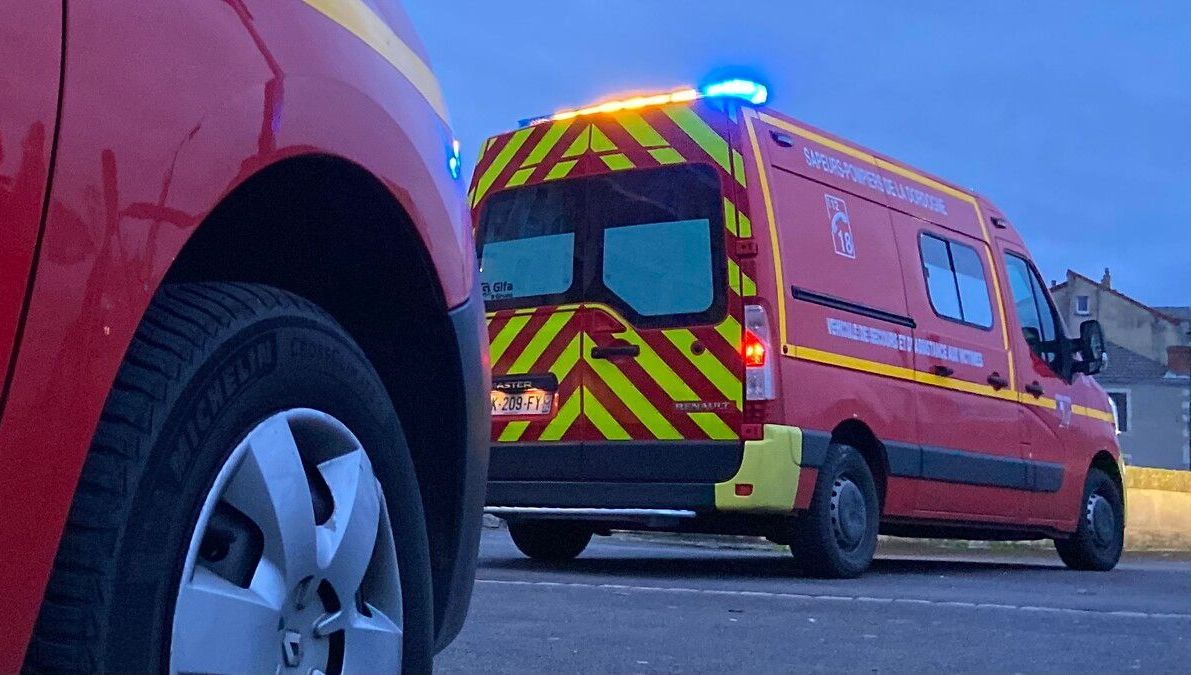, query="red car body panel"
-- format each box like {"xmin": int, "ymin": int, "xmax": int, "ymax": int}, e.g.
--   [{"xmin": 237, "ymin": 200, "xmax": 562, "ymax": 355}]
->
[{"xmin": 0, "ymin": 2, "xmax": 480, "ymax": 668}]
